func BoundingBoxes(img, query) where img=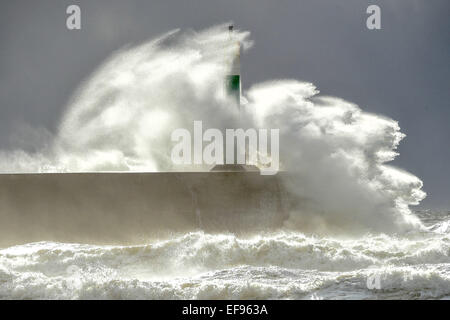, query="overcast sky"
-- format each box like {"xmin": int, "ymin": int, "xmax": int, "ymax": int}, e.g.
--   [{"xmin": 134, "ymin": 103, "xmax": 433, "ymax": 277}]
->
[{"xmin": 0, "ymin": 0, "xmax": 449, "ymax": 209}]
